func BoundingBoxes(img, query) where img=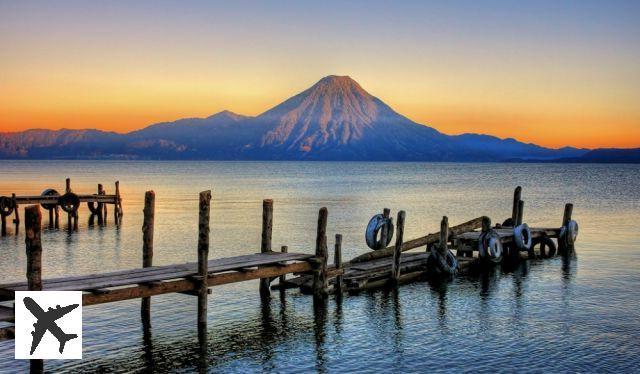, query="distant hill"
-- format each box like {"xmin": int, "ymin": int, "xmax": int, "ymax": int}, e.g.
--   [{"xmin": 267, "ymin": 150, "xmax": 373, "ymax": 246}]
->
[
  {"xmin": 0, "ymin": 75, "xmax": 616, "ymax": 161},
  {"xmin": 549, "ymin": 148, "xmax": 640, "ymax": 163}
]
